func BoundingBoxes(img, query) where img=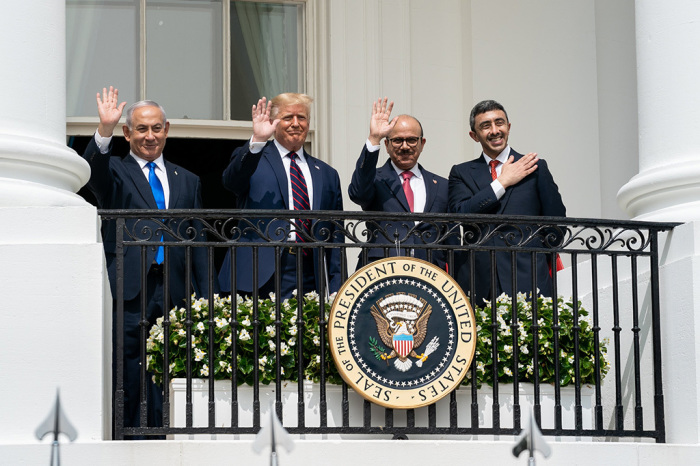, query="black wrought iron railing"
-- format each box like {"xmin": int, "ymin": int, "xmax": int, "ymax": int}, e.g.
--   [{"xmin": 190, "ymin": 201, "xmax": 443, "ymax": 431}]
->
[{"xmin": 99, "ymin": 209, "xmax": 677, "ymax": 442}]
